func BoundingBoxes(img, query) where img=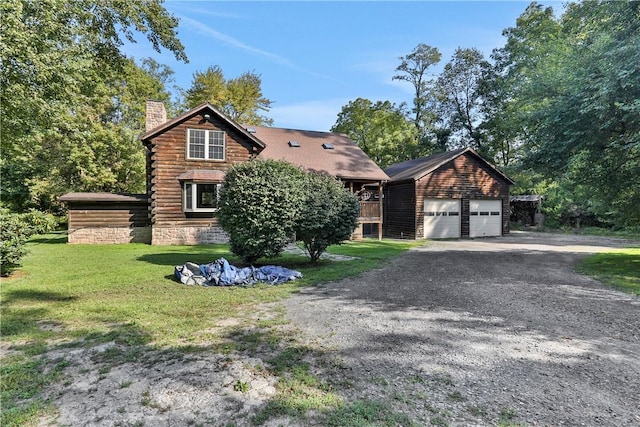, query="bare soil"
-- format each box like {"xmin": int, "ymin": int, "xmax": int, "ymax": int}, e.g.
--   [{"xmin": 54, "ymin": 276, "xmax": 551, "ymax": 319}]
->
[{"xmin": 34, "ymin": 232, "xmax": 640, "ymax": 426}]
